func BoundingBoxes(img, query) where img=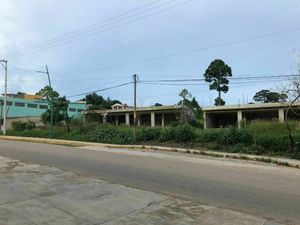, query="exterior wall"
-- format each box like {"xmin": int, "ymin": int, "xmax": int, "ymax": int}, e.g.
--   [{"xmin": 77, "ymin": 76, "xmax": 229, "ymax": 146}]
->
[
  {"xmin": 91, "ymin": 106, "xmax": 183, "ymax": 127},
  {"xmin": 0, "ymin": 97, "xmax": 85, "ymax": 119},
  {"xmin": 6, "ymin": 117, "xmax": 43, "ymax": 130},
  {"xmin": 0, "ymin": 96, "xmax": 86, "ymax": 130},
  {"xmin": 203, "ymin": 103, "xmax": 300, "ymax": 129}
]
